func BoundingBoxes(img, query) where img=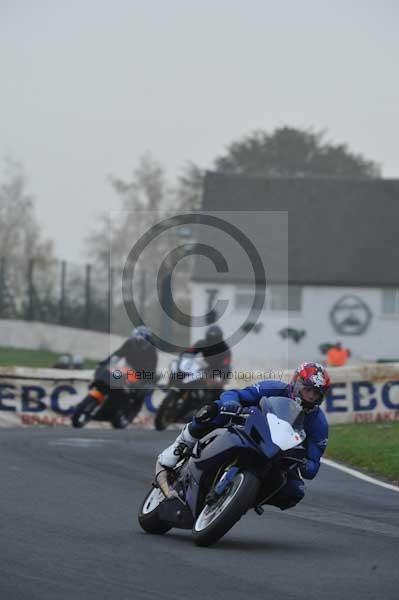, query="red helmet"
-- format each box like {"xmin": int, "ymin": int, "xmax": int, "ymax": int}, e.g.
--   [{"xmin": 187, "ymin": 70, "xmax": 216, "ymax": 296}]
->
[{"xmin": 290, "ymin": 362, "xmax": 331, "ymax": 412}]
